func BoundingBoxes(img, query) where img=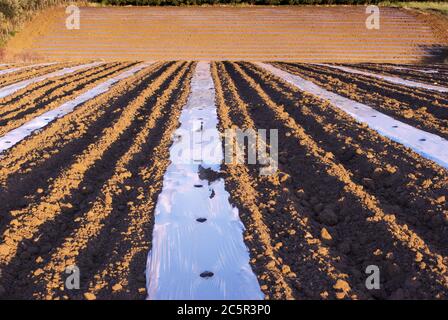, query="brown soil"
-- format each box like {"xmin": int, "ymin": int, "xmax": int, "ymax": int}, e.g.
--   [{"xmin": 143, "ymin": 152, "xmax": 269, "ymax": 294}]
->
[
  {"xmin": 0, "ymin": 62, "xmax": 79, "ymax": 88},
  {"xmin": 0, "ymin": 62, "xmax": 137, "ymax": 136},
  {"xmin": 0, "ymin": 61, "xmax": 195, "ymax": 299},
  {"xmin": 342, "ymin": 63, "xmax": 448, "ymax": 86},
  {"xmin": 407, "ymin": 8, "xmax": 448, "ymax": 46},
  {"xmin": 212, "ymin": 61, "xmax": 448, "ymax": 300},
  {"xmin": 4, "ymin": 8, "xmax": 65, "ymax": 62},
  {"xmin": 0, "ymin": 60, "xmax": 447, "ymax": 300},
  {"xmin": 4, "ymin": 6, "xmax": 447, "ymax": 63},
  {"xmin": 273, "ymin": 63, "xmax": 448, "ymax": 141}
]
